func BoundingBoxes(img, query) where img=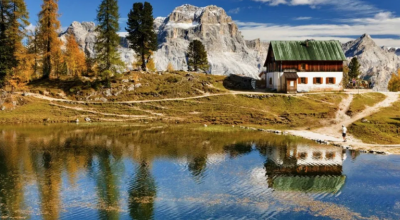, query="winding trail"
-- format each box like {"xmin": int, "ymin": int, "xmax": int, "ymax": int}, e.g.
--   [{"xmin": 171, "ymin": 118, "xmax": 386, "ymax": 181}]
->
[
  {"xmin": 20, "ymin": 90, "xmax": 371, "ymax": 104},
  {"xmin": 287, "ymin": 92, "xmax": 400, "ymax": 149},
  {"xmin": 19, "ymin": 90, "xmax": 400, "ymax": 150}
]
